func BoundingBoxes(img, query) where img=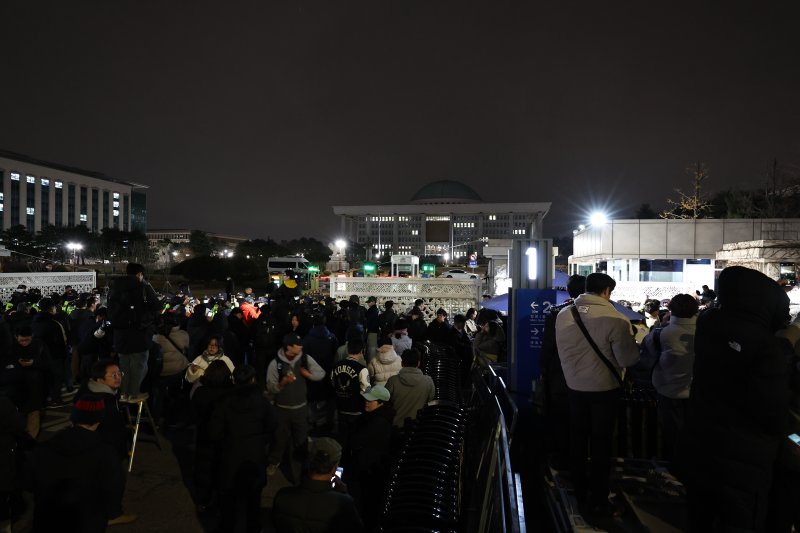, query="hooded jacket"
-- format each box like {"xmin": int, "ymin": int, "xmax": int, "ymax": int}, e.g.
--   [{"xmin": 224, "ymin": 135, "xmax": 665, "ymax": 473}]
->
[
  {"xmin": 78, "ymin": 380, "xmax": 129, "ymax": 460},
  {"xmin": 681, "ymin": 266, "xmax": 794, "ymax": 530},
  {"xmin": 368, "ymin": 345, "xmax": 402, "ymax": 386},
  {"xmin": 266, "ymin": 348, "xmax": 325, "ymax": 408},
  {"xmin": 385, "ymin": 367, "xmax": 435, "ymax": 427},
  {"xmin": 554, "ymin": 293, "xmax": 640, "ymax": 392},
  {"xmin": 650, "ymin": 315, "xmax": 697, "ymax": 399}
]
